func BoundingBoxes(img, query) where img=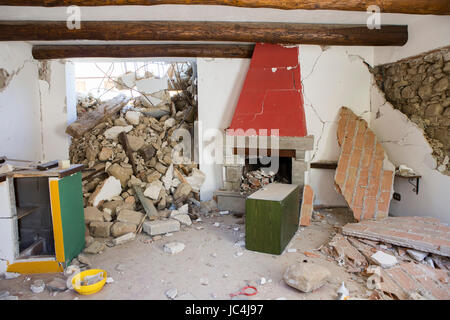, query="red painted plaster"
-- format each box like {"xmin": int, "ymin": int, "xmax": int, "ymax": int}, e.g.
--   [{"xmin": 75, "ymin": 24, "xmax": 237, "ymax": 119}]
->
[{"xmin": 228, "ymin": 43, "xmax": 307, "ymax": 137}]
